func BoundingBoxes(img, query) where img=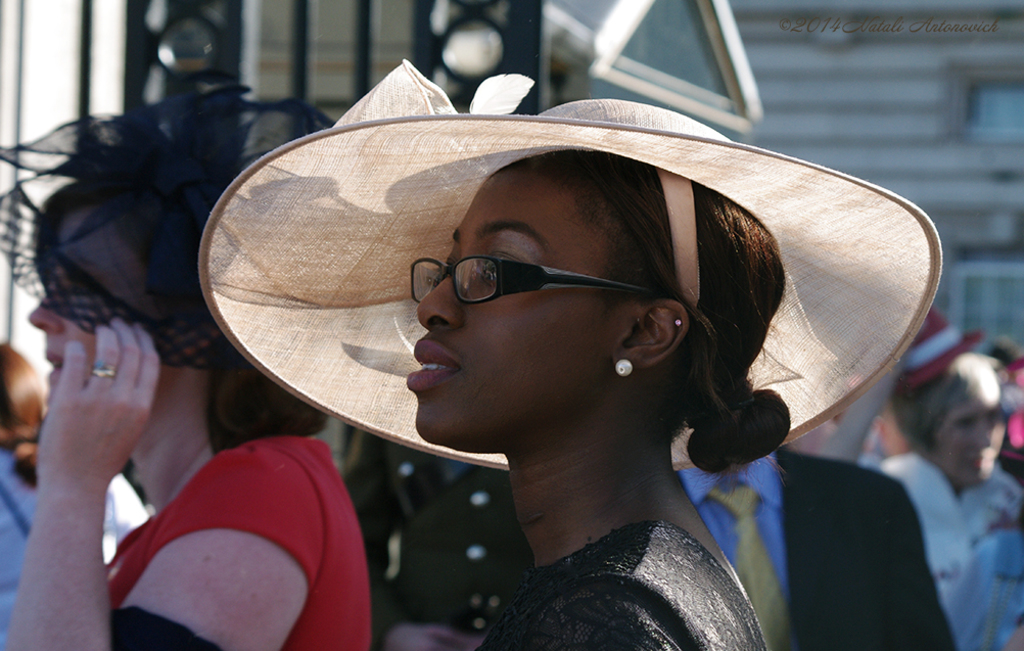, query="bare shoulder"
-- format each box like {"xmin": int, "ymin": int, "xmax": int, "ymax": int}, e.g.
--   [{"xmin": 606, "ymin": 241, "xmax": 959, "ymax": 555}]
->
[{"xmin": 122, "ymin": 528, "xmax": 308, "ymax": 651}]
